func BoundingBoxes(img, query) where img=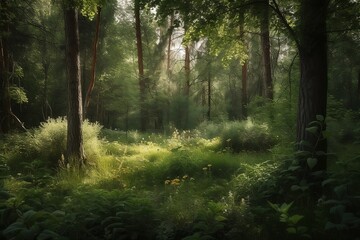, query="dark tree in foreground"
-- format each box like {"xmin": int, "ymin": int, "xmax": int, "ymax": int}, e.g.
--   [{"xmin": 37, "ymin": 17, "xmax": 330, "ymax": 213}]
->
[
  {"xmin": 260, "ymin": 0, "xmax": 273, "ymax": 100},
  {"xmin": 64, "ymin": 2, "xmax": 85, "ymax": 165},
  {"xmin": 296, "ymin": 0, "xmax": 329, "ymax": 172}
]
